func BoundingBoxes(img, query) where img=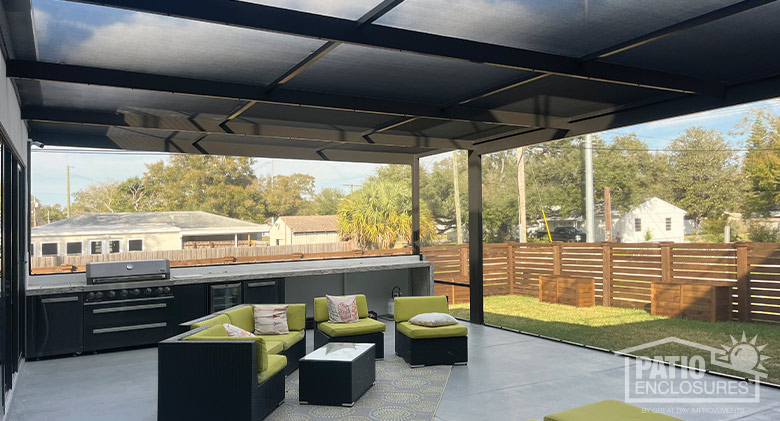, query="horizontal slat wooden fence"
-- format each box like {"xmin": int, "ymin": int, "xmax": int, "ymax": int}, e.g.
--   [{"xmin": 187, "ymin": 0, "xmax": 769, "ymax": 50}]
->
[{"xmin": 423, "ymin": 241, "xmax": 780, "ymax": 325}]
